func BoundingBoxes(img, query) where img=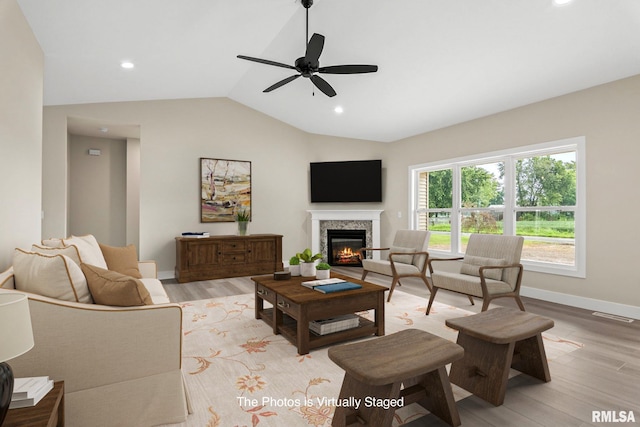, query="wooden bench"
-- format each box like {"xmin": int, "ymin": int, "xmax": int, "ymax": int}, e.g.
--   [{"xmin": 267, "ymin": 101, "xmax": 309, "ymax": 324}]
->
[
  {"xmin": 445, "ymin": 307, "xmax": 554, "ymax": 406},
  {"xmin": 328, "ymin": 329, "xmax": 464, "ymax": 427}
]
